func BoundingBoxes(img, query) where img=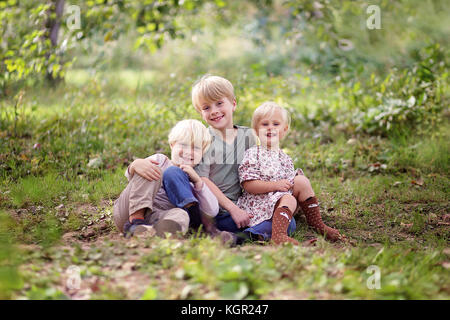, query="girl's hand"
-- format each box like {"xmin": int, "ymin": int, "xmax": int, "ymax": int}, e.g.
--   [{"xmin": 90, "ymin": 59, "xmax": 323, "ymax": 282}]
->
[
  {"xmin": 271, "ymin": 179, "xmax": 293, "ymax": 192},
  {"xmin": 180, "ymin": 165, "xmax": 203, "ymax": 188},
  {"xmin": 130, "ymin": 158, "xmax": 161, "ymax": 181}
]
